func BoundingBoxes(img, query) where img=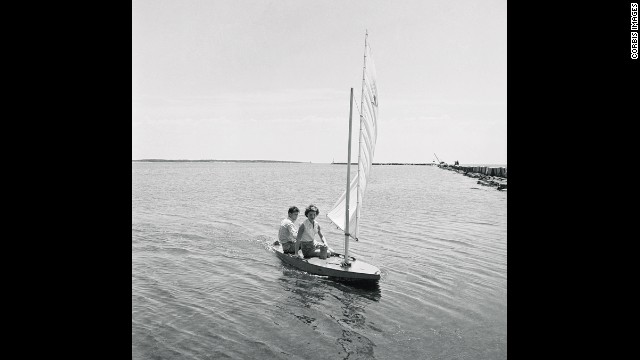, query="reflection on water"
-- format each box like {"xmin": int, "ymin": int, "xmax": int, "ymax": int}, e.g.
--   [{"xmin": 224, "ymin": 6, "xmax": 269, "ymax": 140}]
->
[
  {"xmin": 328, "ymin": 278, "xmax": 382, "ymax": 294},
  {"xmin": 275, "ymin": 266, "xmax": 382, "ymax": 359}
]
